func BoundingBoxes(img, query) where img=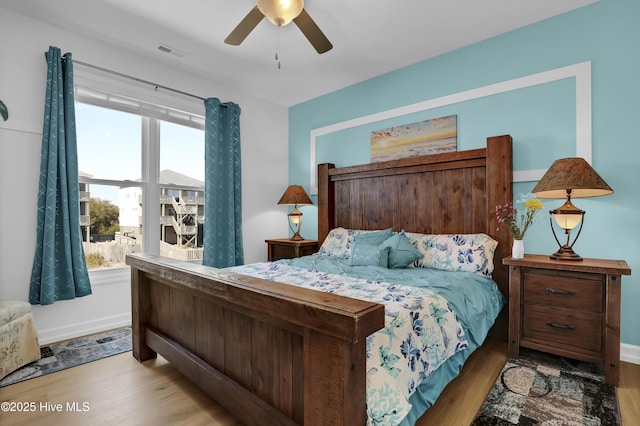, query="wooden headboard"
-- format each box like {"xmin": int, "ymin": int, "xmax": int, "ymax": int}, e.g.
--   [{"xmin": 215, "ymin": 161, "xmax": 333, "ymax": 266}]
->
[{"xmin": 317, "ymin": 134, "xmax": 513, "ymax": 338}]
